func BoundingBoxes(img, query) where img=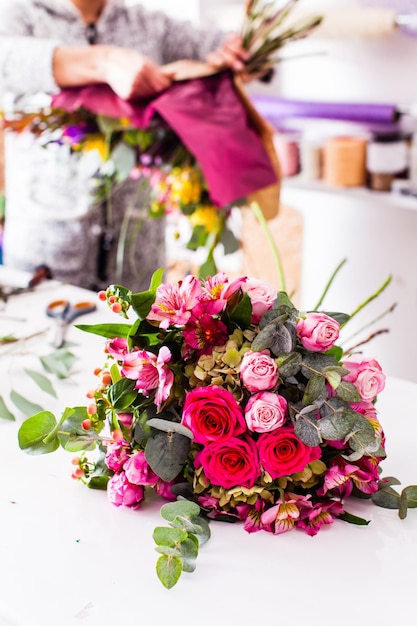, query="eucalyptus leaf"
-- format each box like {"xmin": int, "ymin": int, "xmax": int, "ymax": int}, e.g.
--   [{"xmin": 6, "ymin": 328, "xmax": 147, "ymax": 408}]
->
[
  {"xmin": 40, "ymin": 349, "xmax": 78, "ymax": 379},
  {"xmin": 153, "ymin": 526, "xmax": 188, "ymax": 546},
  {"xmin": 0, "ymin": 395, "xmax": 15, "ymax": 421},
  {"xmin": 302, "ymin": 373, "xmax": 326, "ymax": 406},
  {"xmin": 17, "ymin": 411, "xmax": 59, "ymax": 455},
  {"xmin": 58, "ymin": 407, "xmax": 100, "ymax": 452},
  {"xmin": 294, "ymin": 414, "xmax": 322, "ymax": 447},
  {"xmin": 147, "ymin": 418, "xmax": 193, "ymax": 439},
  {"xmin": 277, "ymin": 351, "xmax": 302, "ymax": 378},
  {"xmin": 145, "ymin": 431, "xmax": 191, "ymax": 482},
  {"xmin": 371, "ymin": 483, "xmax": 401, "ymax": 509},
  {"xmin": 322, "ymin": 311, "xmax": 350, "ymax": 325},
  {"xmin": 156, "ymin": 555, "xmax": 183, "ymax": 589},
  {"xmin": 336, "ymin": 381, "xmax": 362, "ymax": 403},
  {"xmin": 301, "ymin": 353, "xmax": 339, "ymax": 379},
  {"xmin": 259, "ymin": 310, "xmax": 289, "ymax": 330},
  {"xmin": 319, "ymin": 411, "xmax": 356, "ymax": 441},
  {"xmin": 25, "ymin": 369, "xmax": 57, "ymax": 398},
  {"xmin": 10, "ymin": 390, "xmax": 43, "ymax": 417},
  {"xmin": 220, "ymin": 226, "xmax": 240, "ymax": 255},
  {"xmin": 402, "ymin": 485, "xmax": 417, "ymax": 513},
  {"xmin": 160, "ymin": 501, "xmax": 201, "ymax": 522},
  {"xmin": 155, "ymin": 545, "xmax": 184, "ymax": 557},
  {"xmin": 346, "ymin": 414, "xmax": 378, "ymax": 452}
]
